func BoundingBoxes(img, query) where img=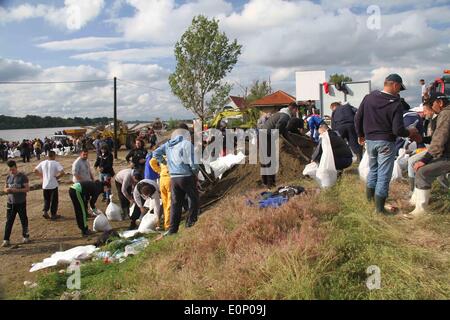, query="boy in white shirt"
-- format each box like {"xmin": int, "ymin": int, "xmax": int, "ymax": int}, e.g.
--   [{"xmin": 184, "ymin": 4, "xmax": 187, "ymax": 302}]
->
[{"xmin": 34, "ymin": 151, "xmax": 65, "ymax": 220}]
